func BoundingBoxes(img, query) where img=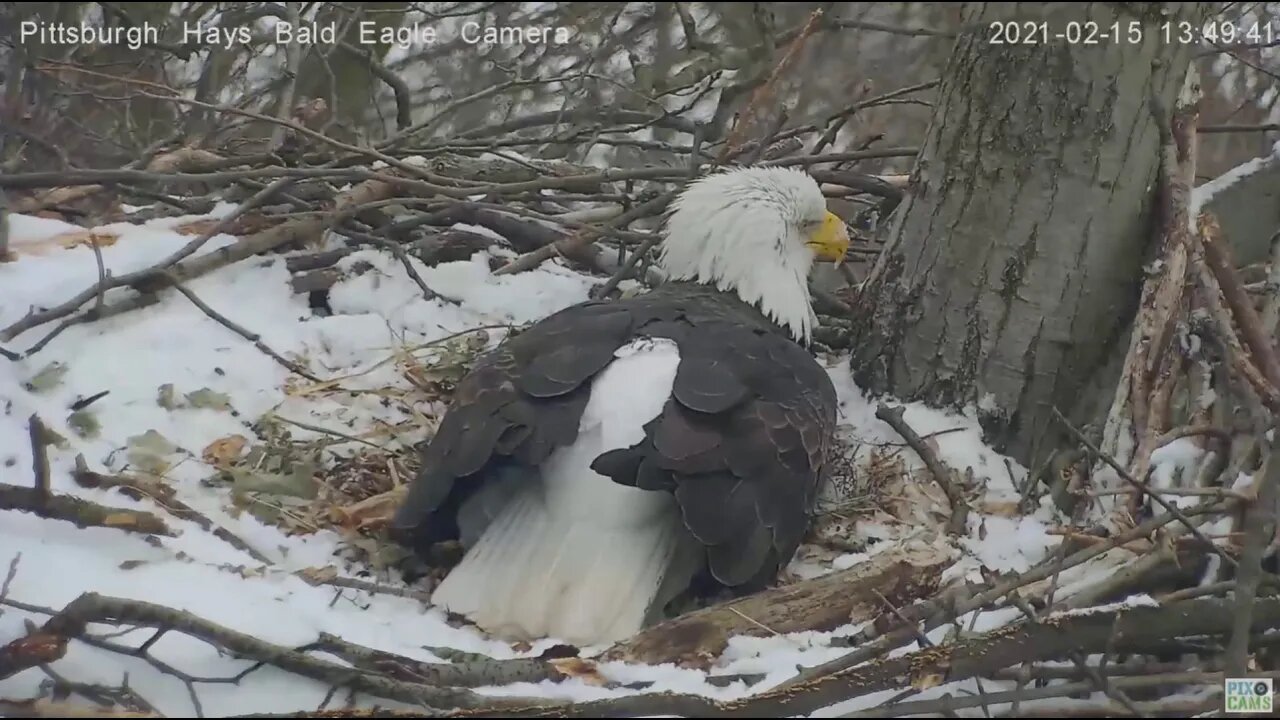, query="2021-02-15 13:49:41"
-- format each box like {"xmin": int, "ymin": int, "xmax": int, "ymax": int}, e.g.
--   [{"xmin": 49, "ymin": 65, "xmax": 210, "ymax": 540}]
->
[{"xmin": 986, "ymin": 19, "xmax": 1277, "ymax": 45}]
